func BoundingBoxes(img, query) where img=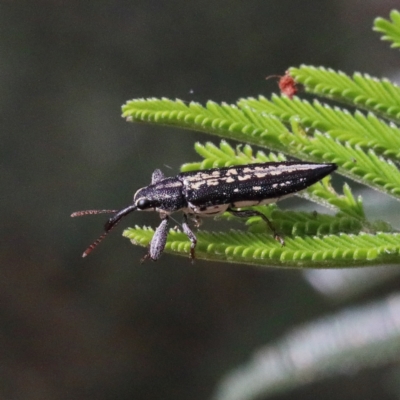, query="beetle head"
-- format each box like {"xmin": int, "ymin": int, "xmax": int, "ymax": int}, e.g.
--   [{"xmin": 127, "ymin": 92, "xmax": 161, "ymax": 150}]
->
[{"xmin": 133, "ymin": 186, "xmax": 162, "ymax": 211}]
